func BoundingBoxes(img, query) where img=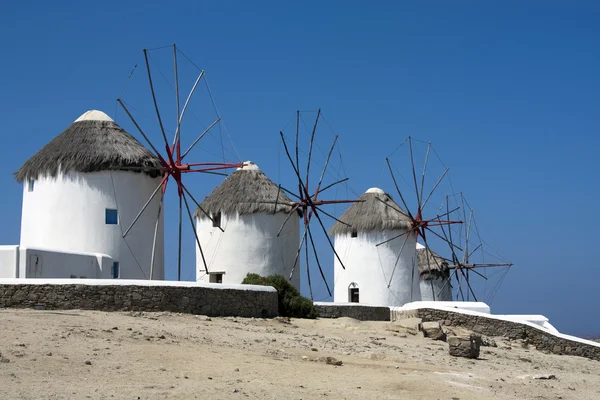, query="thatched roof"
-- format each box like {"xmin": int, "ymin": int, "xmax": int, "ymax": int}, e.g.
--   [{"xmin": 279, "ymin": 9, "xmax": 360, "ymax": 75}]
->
[
  {"xmin": 329, "ymin": 188, "xmax": 412, "ymax": 235},
  {"xmin": 417, "ymin": 243, "xmax": 450, "ymax": 279},
  {"xmin": 194, "ymin": 162, "xmax": 296, "ymax": 218},
  {"xmin": 15, "ymin": 110, "xmax": 162, "ymax": 182}
]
